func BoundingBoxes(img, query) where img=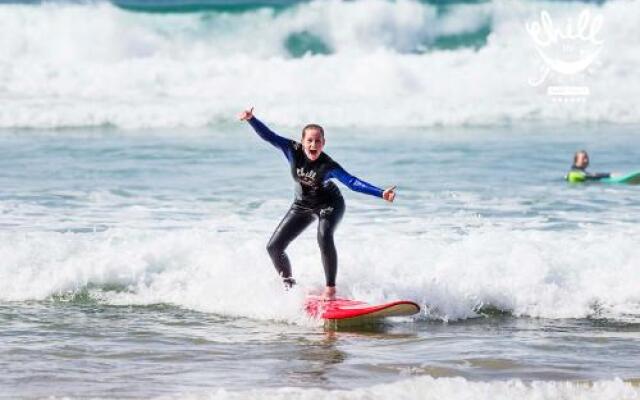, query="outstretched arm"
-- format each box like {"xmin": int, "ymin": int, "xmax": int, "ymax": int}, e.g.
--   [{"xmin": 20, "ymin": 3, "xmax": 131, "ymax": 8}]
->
[
  {"xmin": 239, "ymin": 107, "xmax": 292, "ymax": 161},
  {"xmin": 586, "ymin": 172, "xmax": 611, "ymax": 180},
  {"xmin": 328, "ymin": 165, "xmax": 396, "ymax": 202}
]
